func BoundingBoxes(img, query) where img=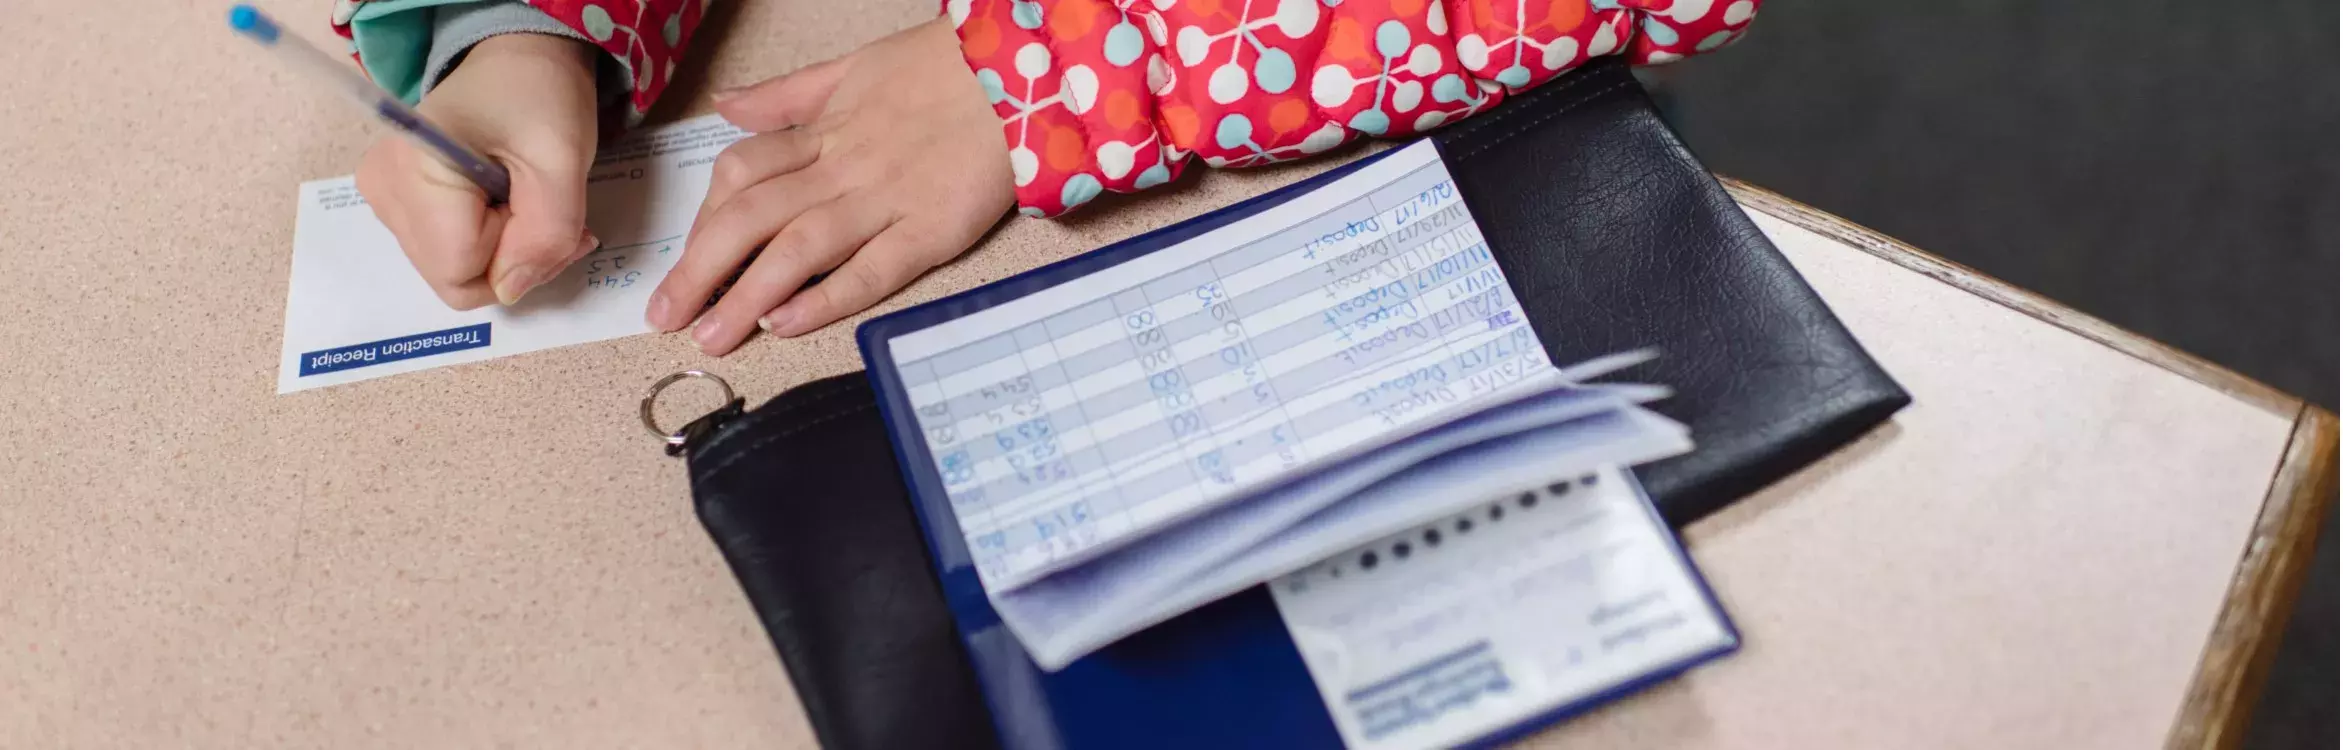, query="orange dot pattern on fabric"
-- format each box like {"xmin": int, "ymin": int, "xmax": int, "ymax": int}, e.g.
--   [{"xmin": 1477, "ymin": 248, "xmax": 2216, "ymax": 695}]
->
[
  {"xmin": 948, "ymin": 0, "xmax": 1761, "ymax": 216},
  {"xmin": 1049, "ymin": 0, "xmax": 1097, "ymax": 40},
  {"xmin": 963, "ymin": 16, "xmax": 1001, "ymax": 58},
  {"xmin": 1325, "ymin": 17, "xmax": 1369, "ymax": 65},
  {"xmin": 1105, "ymin": 90, "xmax": 1143, "ymax": 129},
  {"xmin": 1161, "ymin": 105, "xmax": 1201, "ymax": 150},
  {"xmin": 1268, "ymin": 98, "xmax": 1309, "ymax": 136},
  {"xmin": 1045, "ymin": 125, "xmax": 1086, "ymax": 171}
]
